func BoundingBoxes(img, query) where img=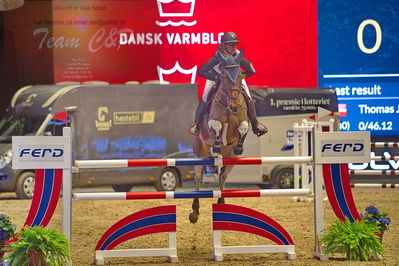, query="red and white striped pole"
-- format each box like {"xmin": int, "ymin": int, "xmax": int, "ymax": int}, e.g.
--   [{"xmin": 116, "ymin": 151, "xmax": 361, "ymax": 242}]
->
[
  {"xmin": 75, "ymin": 156, "xmax": 312, "ymax": 169},
  {"xmin": 73, "ymin": 188, "xmax": 311, "ymax": 201}
]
